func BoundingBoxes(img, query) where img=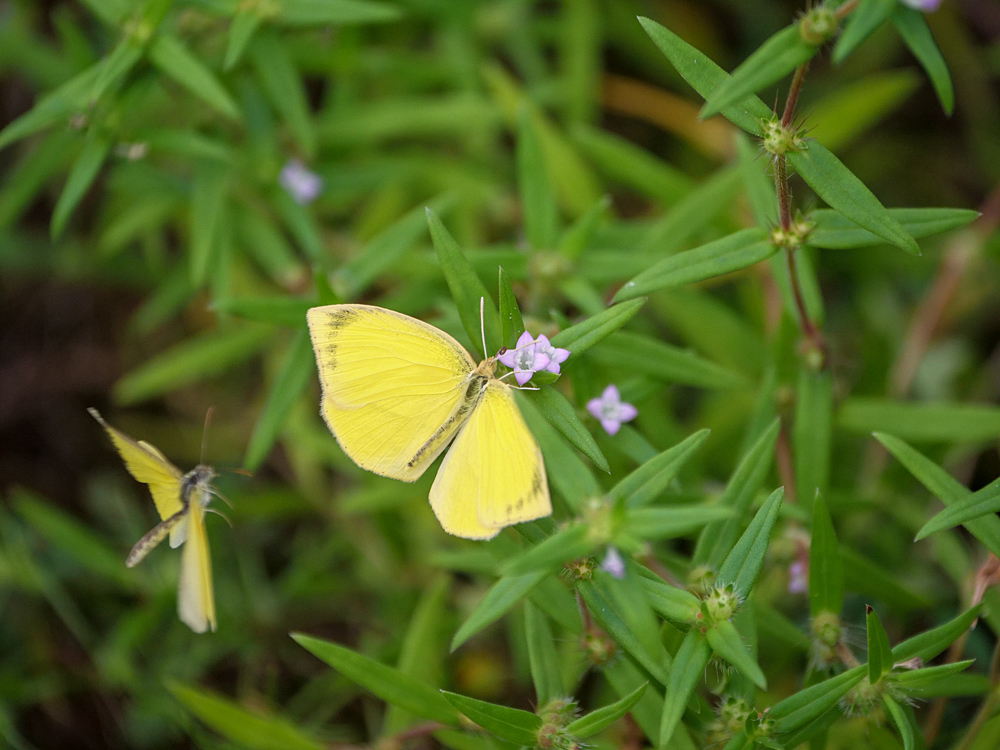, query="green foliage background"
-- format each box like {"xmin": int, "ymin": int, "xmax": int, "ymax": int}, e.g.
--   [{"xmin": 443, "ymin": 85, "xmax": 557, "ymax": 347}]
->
[{"xmin": 1, "ymin": 0, "xmax": 999, "ymax": 748}]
